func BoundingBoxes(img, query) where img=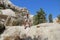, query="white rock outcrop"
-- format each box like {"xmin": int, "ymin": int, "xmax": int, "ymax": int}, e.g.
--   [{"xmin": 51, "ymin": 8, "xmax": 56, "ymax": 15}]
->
[
  {"xmin": 1, "ymin": 9, "xmax": 16, "ymax": 17},
  {"xmin": 0, "ymin": 23, "xmax": 60, "ymax": 40}
]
